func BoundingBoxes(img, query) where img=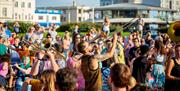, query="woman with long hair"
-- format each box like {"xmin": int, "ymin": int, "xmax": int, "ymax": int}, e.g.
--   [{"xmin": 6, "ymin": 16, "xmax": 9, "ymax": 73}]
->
[
  {"xmin": 40, "ymin": 69, "xmax": 56, "ymax": 91},
  {"xmin": 165, "ymin": 44, "xmax": 180, "ymax": 91},
  {"xmin": 21, "ymin": 69, "xmax": 56, "ymax": 91},
  {"xmin": 70, "ymin": 34, "xmax": 81, "ymax": 56},
  {"xmin": 62, "ymin": 31, "xmax": 71, "ymax": 59}
]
